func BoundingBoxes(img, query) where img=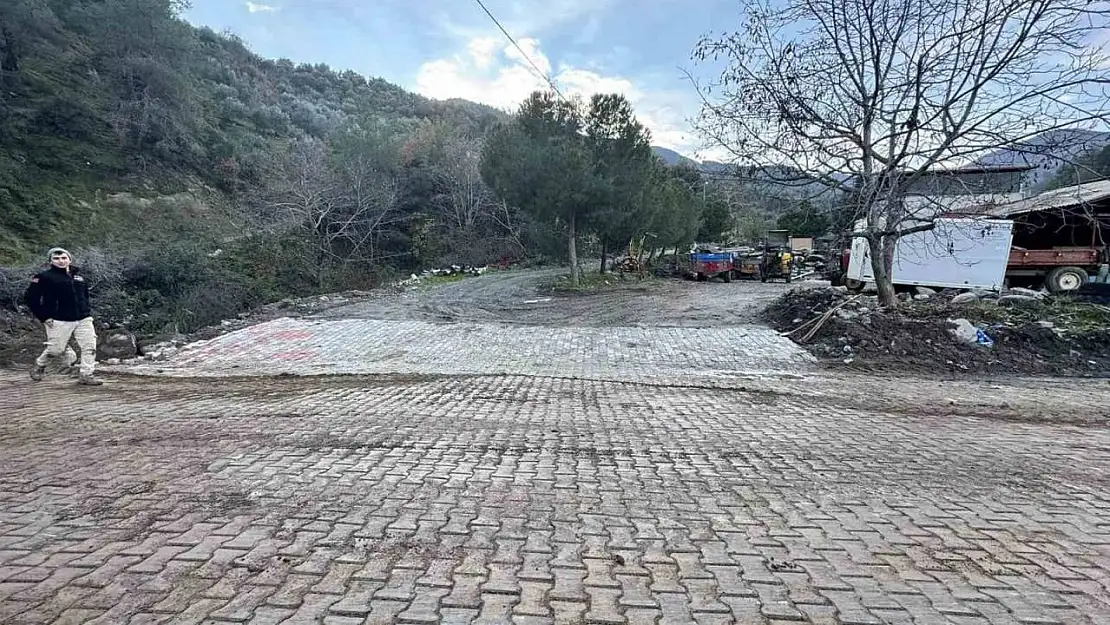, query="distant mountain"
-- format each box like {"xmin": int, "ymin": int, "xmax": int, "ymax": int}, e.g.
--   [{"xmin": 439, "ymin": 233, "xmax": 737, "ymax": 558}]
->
[
  {"xmin": 650, "ymin": 147, "xmax": 736, "ymax": 175},
  {"xmin": 973, "ymin": 129, "xmax": 1110, "ymax": 188},
  {"xmin": 651, "ymin": 146, "xmax": 699, "ymax": 167},
  {"xmin": 655, "ymin": 128, "xmax": 1110, "ymax": 193},
  {"xmin": 650, "ymin": 147, "xmax": 842, "ymax": 203}
]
